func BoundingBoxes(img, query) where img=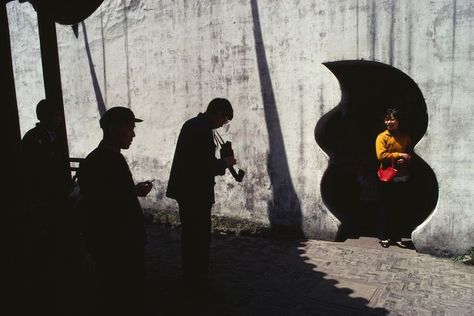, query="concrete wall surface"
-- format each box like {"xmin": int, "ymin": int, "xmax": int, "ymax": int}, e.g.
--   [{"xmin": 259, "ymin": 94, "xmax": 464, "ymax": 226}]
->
[{"xmin": 7, "ymin": 0, "xmax": 474, "ymax": 256}]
